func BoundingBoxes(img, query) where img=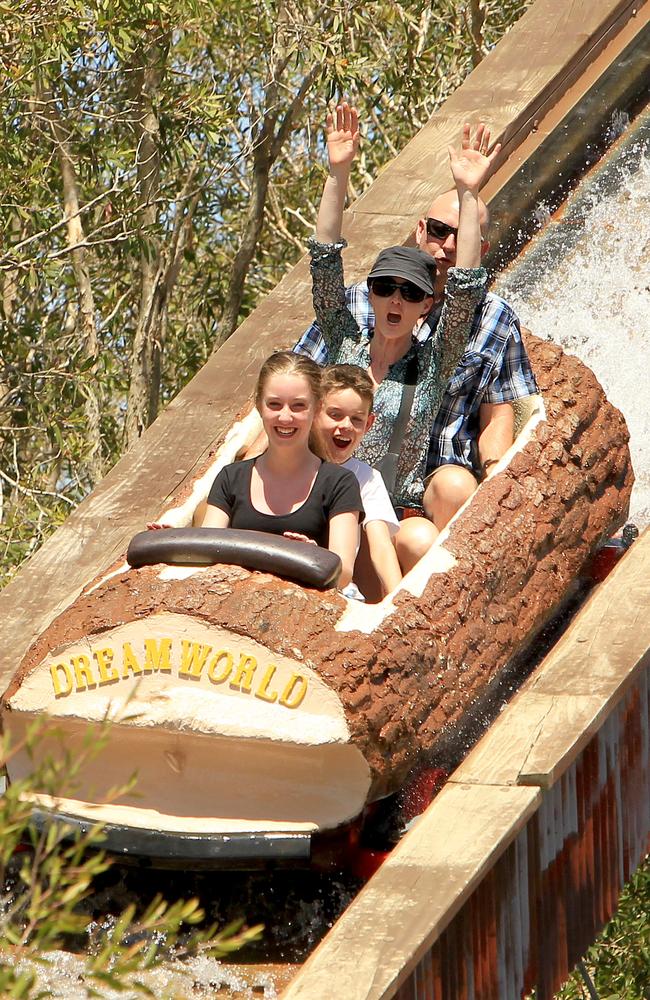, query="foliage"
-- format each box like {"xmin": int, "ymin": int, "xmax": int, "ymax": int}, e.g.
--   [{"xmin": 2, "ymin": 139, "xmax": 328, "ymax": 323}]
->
[
  {"xmin": 553, "ymin": 855, "xmax": 650, "ymax": 1000},
  {"xmin": 525, "ymin": 855, "xmax": 650, "ymax": 1000},
  {"xmin": 0, "ymin": 720, "xmax": 262, "ymax": 997},
  {"xmin": 0, "ymin": 0, "xmax": 532, "ymax": 586}
]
